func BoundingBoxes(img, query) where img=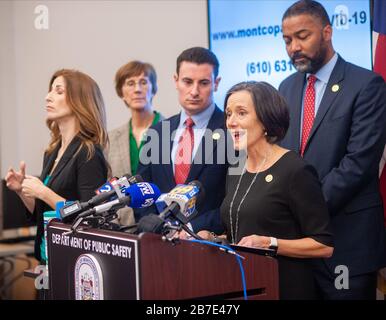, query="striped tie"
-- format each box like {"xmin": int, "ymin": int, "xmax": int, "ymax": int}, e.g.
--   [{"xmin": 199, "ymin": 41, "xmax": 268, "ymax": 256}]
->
[
  {"xmin": 300, "ymin": 75, "xmax": 317, "ymax": 156},
  {"xmin": 174, "ymin": 117, "xmax": 194, "ymax": 184}
]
